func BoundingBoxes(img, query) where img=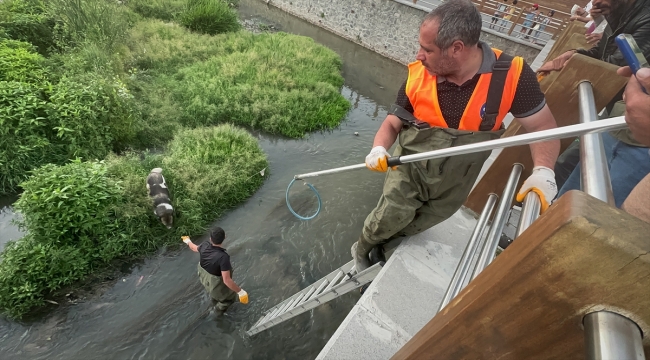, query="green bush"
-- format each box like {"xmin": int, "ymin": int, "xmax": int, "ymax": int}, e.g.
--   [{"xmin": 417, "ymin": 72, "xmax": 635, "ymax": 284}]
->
[
  {"xmin": 0, "ymin": 0, "xmax": 57, "ymax": 54},
  {"xmin": 0, "ymin": 237, "xmax": 90, "ymax": 318},
  {"xmin": 0, "ymin": 159, "xmax": 119, "ymax": 318},
  {"xmin": 0, "ymin": 81, "xmax": 53, "ymax": 193},
  {"xmin": 0, "ymin": 125, "xmax": 268, "ymax": 318},
  {"xmin": 47, "ymin": 73, "xmax": 140, "ymax": 156},
  {"xmin": 127, "ymin": 0, "xmax": 187, "ymax": 21},
  {"xmin": 15, "ymin": 159, "xmax": 122, "ymax": 248},
  {"xmin": 0, "ymin": 61, "xmax": 140, "ymax": 194},
  {"xmin": 0, "ymin": 40, "xmax": 47, "ymax": 83},
  {"xmin": 180, "ymin": 0, "xmax": 240, "ymax": 35}
]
